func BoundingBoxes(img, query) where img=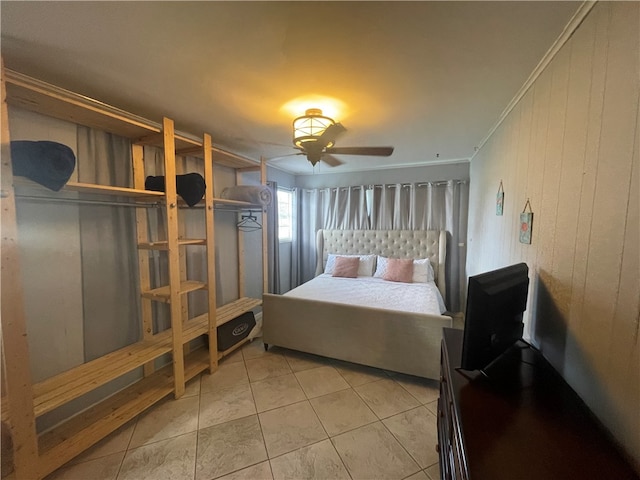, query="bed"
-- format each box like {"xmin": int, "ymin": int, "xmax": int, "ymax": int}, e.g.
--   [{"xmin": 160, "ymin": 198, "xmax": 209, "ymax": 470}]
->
[{"xmin": 262, "ymin": 229, "xmax": 455, "ymax": 379}]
